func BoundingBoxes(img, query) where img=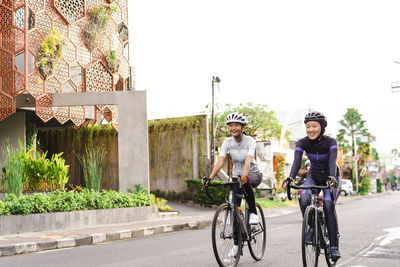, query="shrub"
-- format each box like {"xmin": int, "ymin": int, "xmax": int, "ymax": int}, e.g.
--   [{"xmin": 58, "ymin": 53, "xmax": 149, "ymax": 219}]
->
[
  {"xmin": 0, "ymin": 189, "xmax": 151, "ymax": 216},
  {"xmin": 151, "ymin": 194, "xmax": 174, "ymax": 212},
  {"xmin": 184, "ymin": 179, "xmax": 229, "ymax": 205}
]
